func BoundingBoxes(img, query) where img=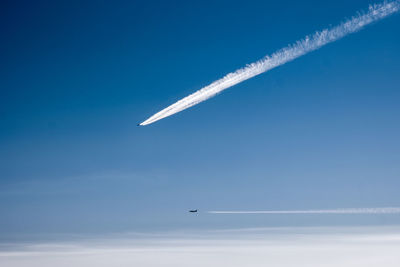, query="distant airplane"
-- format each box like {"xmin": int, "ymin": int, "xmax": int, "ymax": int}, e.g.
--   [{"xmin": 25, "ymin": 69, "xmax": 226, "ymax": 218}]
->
[{"xmin": 189, "ymin": 209, "xmax": 198, "ymax": 213}]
